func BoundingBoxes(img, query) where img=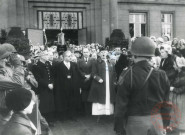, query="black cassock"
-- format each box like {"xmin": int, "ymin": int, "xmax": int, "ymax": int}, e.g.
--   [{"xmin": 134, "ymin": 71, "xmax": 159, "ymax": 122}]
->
[{"xmin": 53, "ymin": 61, "xmax": 84, "ymax": 115}]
